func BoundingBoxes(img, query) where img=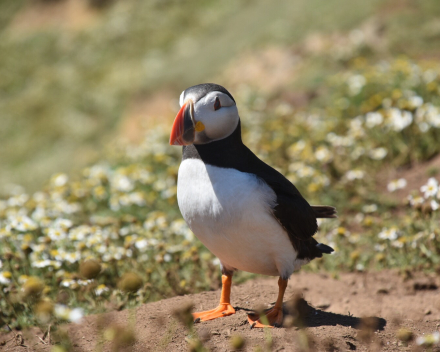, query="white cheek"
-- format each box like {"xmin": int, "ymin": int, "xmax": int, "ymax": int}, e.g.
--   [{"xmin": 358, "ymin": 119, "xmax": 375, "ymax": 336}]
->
[{"xmin": 196, "ymin": 106, "xmax": 239, "ymax": 141}]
